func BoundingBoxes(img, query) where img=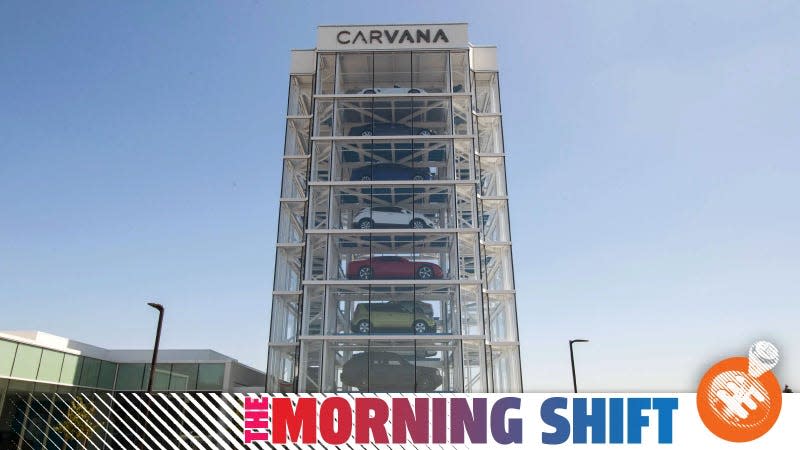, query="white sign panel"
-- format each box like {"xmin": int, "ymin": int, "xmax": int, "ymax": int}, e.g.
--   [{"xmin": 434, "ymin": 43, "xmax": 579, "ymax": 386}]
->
[{"xmin": 317, "ymin": 23, "xmax": 468, "ymax": 50}]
